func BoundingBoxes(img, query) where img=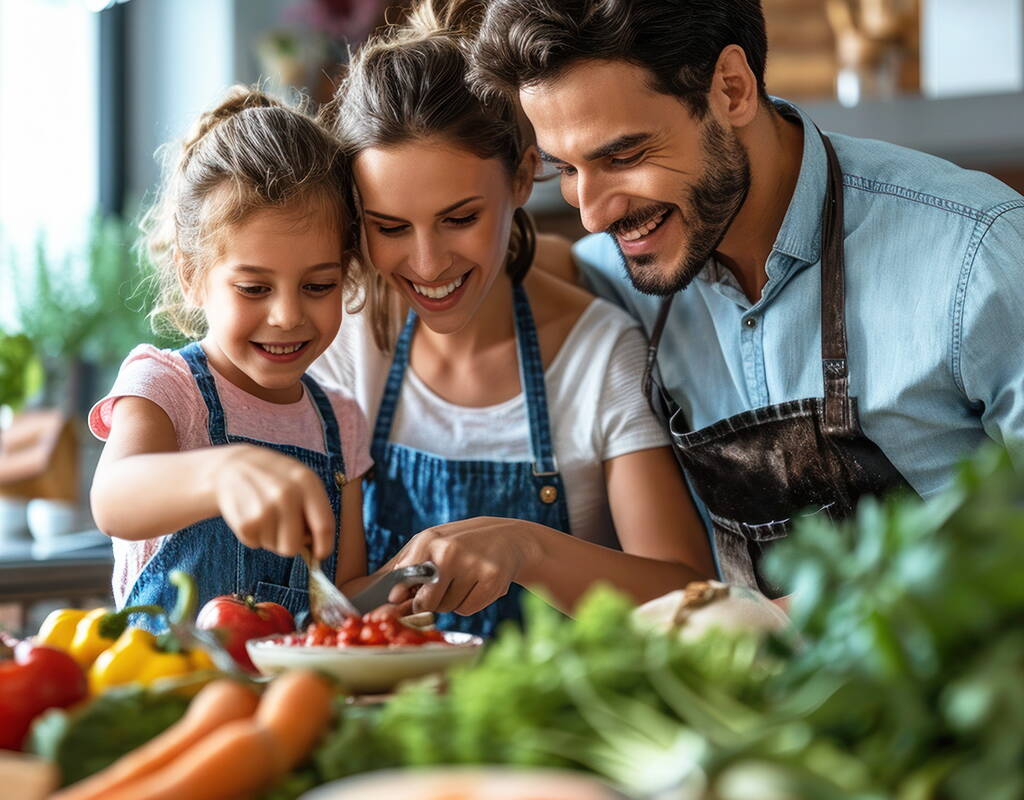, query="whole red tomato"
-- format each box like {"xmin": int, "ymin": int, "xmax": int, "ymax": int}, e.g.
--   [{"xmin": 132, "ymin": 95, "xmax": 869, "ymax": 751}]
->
[
  {"xmin": 0, "ymin": 636, "xmax": 88, "ymax": 751},
  {"xmin": 196, "ymin": 595, "xmax": 294, "ymax": 672}
]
